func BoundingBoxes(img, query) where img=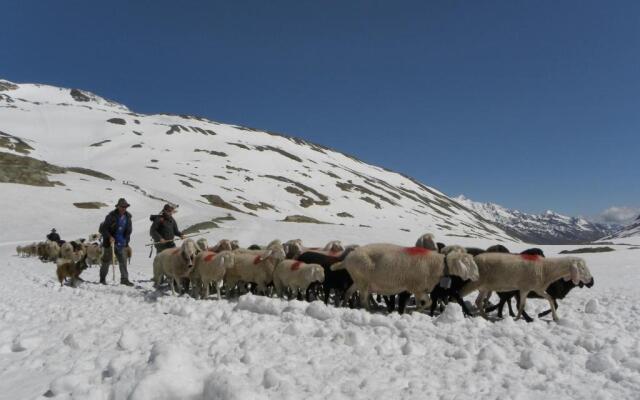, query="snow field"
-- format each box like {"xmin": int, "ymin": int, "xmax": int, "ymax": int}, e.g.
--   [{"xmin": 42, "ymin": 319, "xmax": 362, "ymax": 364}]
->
[{"xmin": 1, "ymin": 244, "xmax": 640, "ymax": 399}]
